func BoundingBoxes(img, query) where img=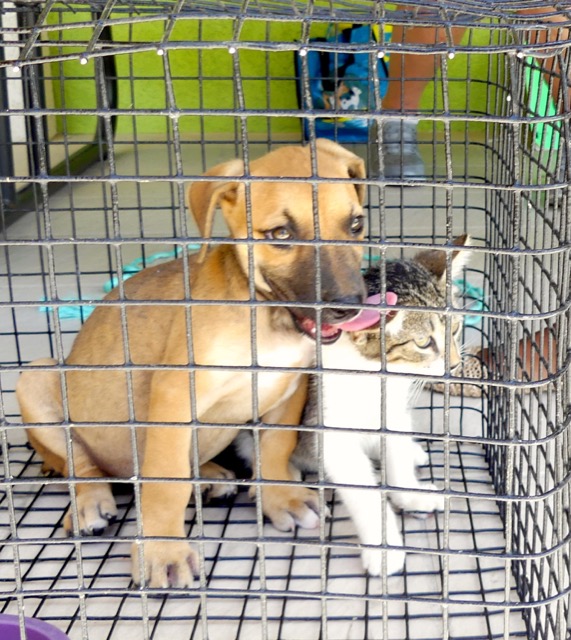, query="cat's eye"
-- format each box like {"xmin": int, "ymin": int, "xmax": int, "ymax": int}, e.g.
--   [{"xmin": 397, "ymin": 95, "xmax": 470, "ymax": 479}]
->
[
  {"xmin": 415, "ymin": 337, "xmax": 434, "ymax": 350},
  {"xmin": 349, "ymin": 215, "xmax": 365, "ymax": 235}
]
